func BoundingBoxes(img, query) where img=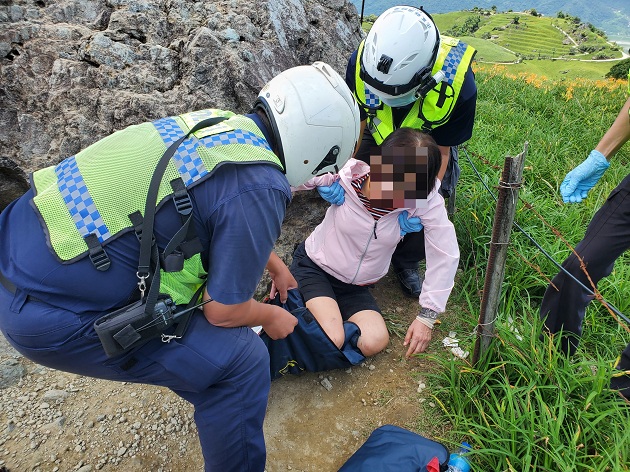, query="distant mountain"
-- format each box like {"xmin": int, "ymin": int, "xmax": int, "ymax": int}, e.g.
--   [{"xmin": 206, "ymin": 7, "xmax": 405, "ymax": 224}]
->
[{"xmin": 350, "ymin": 1, "xmax": 630, "ymax": 37}]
